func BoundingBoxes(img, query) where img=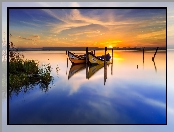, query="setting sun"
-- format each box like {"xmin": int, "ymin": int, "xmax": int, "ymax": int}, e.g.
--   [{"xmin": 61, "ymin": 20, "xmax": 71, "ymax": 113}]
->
[{"xmin": 9, "ymin": 8, "xmax": 166, "ymax": 48}]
